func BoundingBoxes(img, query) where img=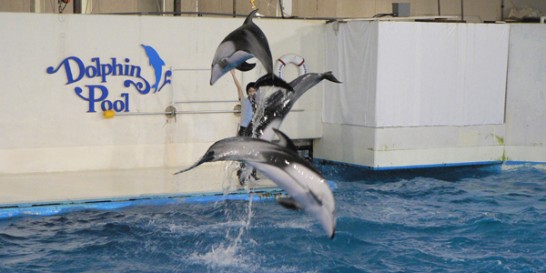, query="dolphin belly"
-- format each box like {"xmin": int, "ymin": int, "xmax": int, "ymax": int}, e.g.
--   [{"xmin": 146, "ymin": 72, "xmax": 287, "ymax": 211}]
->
[
  {"xmin": 249, "ymin": 162, "xmax": 336, "ymax": 238},
  {"xmin": 210, "ymin": 49, "xmax": 254, "ymax": 85}
]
